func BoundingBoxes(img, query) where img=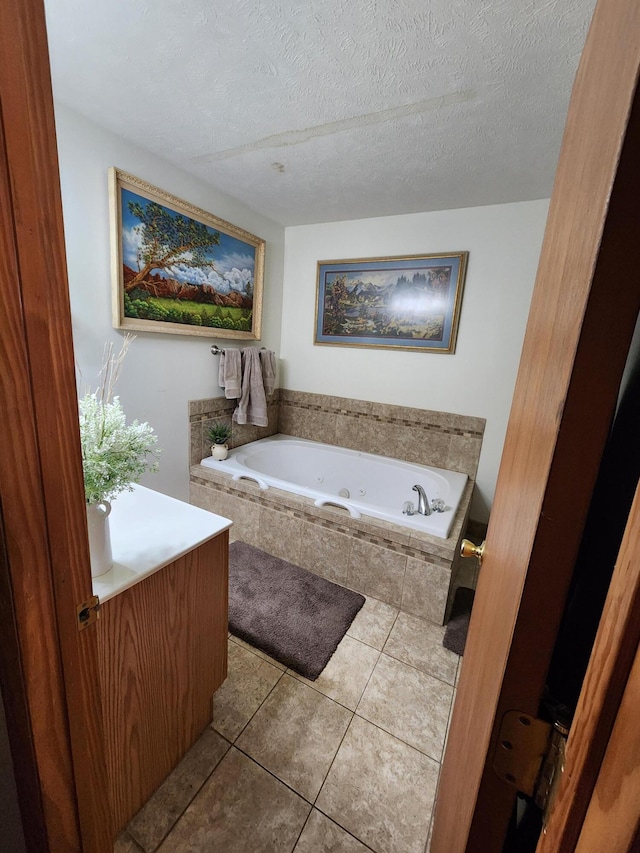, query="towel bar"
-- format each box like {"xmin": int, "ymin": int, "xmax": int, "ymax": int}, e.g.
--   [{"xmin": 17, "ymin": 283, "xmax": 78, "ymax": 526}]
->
[{"xmin": 210, "ymin": 344, "xmax": 268, "ymax": 355}]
